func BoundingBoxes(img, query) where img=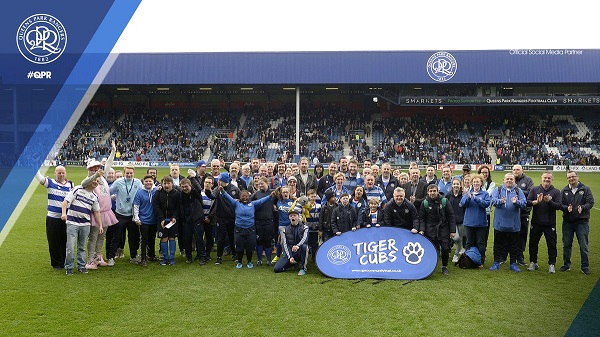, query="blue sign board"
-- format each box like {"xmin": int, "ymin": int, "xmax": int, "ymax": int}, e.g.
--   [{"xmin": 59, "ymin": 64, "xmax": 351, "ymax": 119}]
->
[{"xmin": 316, "ymin": 227, "xmax": 438, "ymax": 280}]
